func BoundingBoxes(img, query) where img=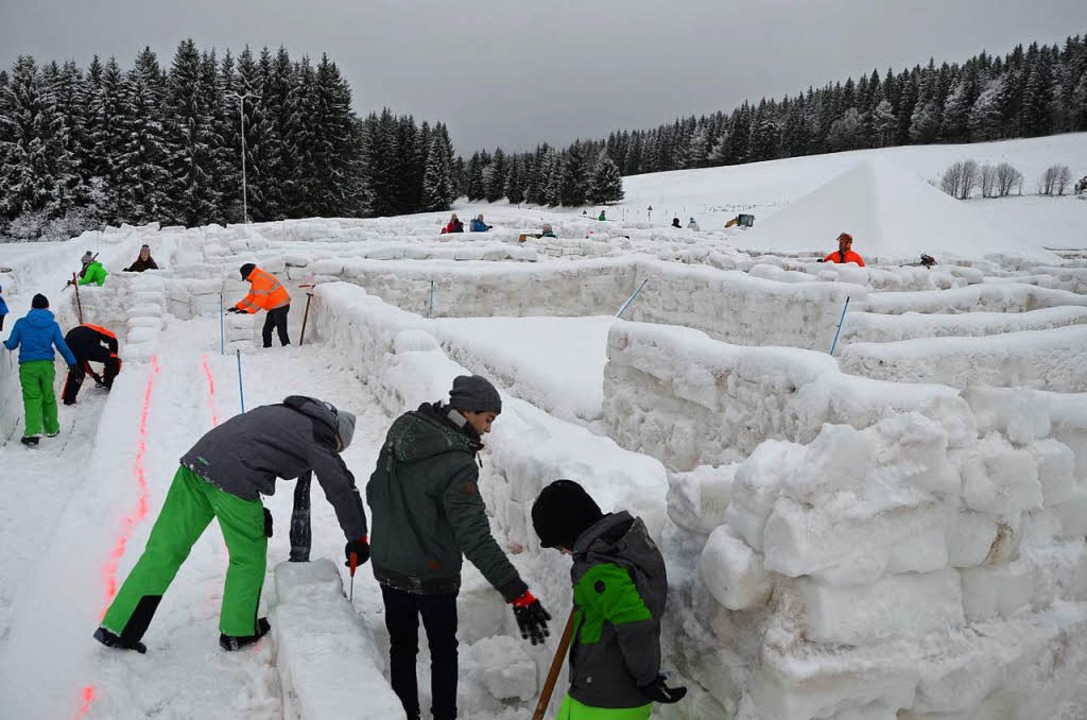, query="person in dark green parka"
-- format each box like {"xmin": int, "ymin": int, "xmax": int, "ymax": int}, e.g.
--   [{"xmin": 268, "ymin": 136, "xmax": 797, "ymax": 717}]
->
[
  {"xmin": 367, "ymin": 375, "xmax": 550, "ymax": 720},
  {"xmin": 532, "ymin": 480, "xmax": 687, "ymax": 720}
]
